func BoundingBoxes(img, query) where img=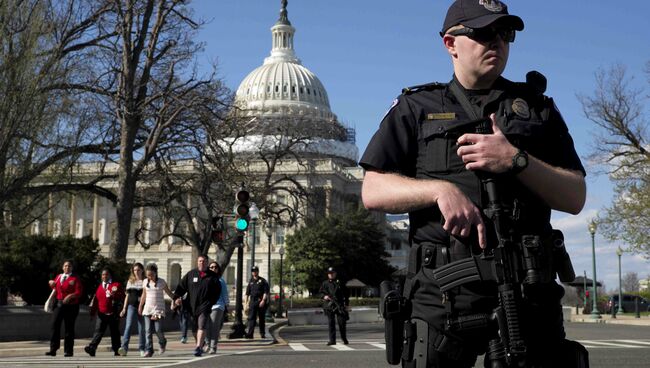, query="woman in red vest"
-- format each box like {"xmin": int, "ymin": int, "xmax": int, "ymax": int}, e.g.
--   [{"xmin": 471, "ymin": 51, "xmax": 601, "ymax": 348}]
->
[{"xmin": 45, "ymin": 260, "xmax": 83, "ymax": 357}]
